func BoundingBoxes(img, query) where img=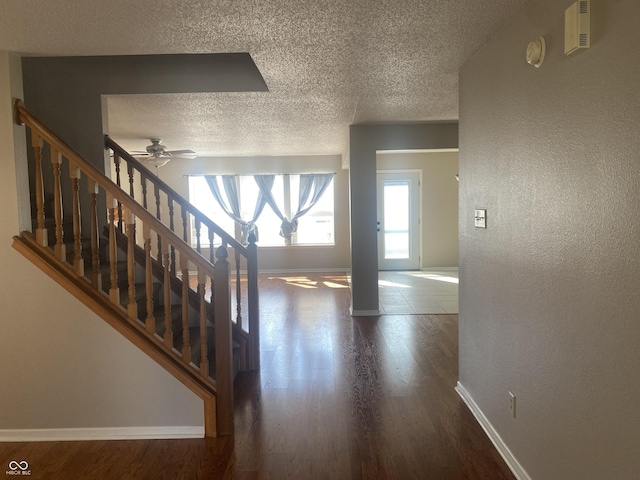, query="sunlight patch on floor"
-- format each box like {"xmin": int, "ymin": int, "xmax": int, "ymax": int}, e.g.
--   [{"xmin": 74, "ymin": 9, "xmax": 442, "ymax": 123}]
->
[{"xmin": 378, "ymin": 269, "xmax": 459, "ymax": 314}]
